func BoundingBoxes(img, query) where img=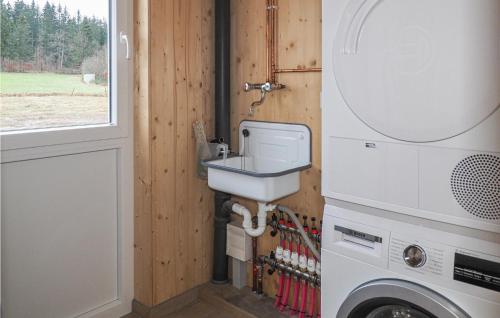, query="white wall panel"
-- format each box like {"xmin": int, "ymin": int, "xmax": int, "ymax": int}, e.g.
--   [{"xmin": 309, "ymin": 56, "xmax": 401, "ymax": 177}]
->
[{"xmin": 2, "ymin": 150, "xmax": 118, "ymax": 318}]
